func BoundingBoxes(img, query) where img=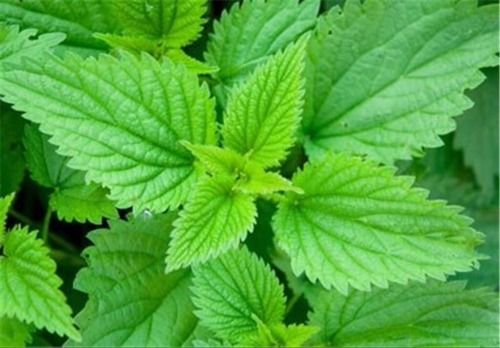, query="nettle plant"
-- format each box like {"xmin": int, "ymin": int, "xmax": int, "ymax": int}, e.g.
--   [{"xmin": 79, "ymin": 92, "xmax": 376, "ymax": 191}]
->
[{"xmin": 0, "ymin": 0, "xmax": 499, "ymax": 346}]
